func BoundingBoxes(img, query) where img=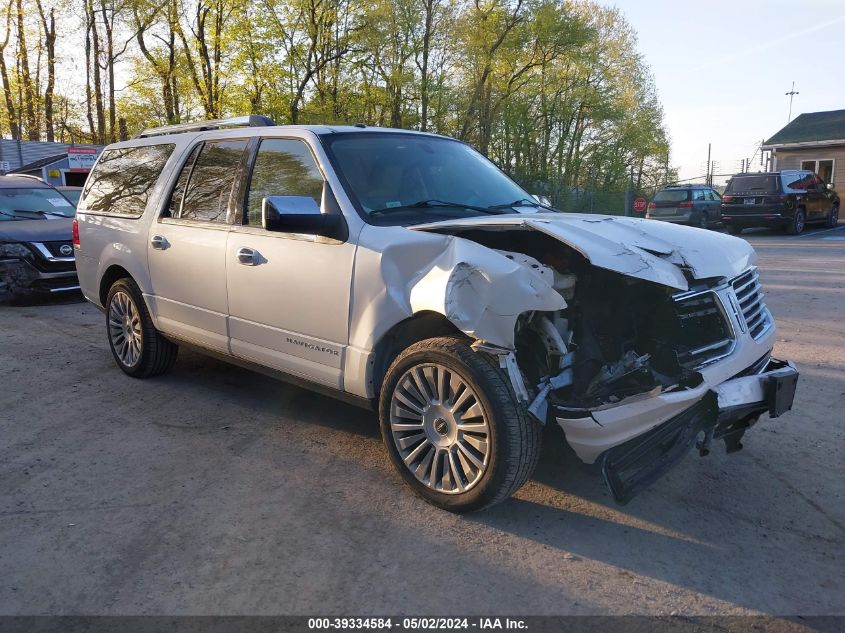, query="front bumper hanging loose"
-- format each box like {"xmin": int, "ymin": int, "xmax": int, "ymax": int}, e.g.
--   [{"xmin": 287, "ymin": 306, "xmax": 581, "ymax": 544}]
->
[{"xmin": 599, "ymin": 358, "xmax": 798, "ymax": 504}]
